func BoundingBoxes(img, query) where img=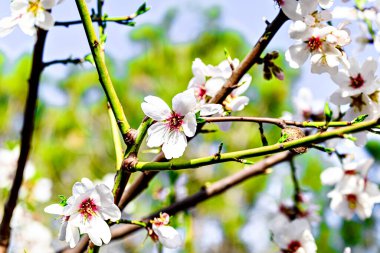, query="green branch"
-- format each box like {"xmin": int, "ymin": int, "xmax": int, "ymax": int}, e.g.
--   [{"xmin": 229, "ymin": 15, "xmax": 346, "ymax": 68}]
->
[
  {"xmin": 75, "ymin": 0, "xmax": 132, "ymax": 144},
  {"xmin": 112, "ymin": 118, "xmax": 152, "ymax": 205},
  {"xmin": 133, "ymin": 118, "xmax": 379, "ymax": 171},
  {"xmin": 107, "ymin": 103, "xmax": 123, "ymax": 170},
  {"xmin": 202, "ymin": 116, "xmax": 356, "ymax": 128}
]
